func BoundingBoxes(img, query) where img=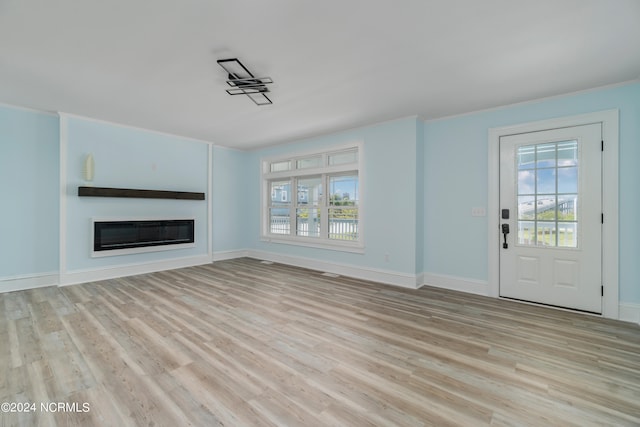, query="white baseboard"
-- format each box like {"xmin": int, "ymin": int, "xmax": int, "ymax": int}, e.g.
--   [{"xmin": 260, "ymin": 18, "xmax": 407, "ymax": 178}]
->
[
  {"xmin": 422, "ymin": 272, "xmax": 489, "ymax": 296},
  {"xmin": 59, "ymin": 255, "xmax": 212, "ymax": 286},
  {"xmin": 0, "ymin": 272, "xmax": 59, "ymax": 293},
  {"xmin": 247, "ymin": 249, "xmax": 421, "ymax": 289},
  {"xmin": 213, "ymin": 249, "xmax": 249, "ymax": 262},
  {"xmin": 619, "ymin": 302, "xmax": 640, "ymax": 325}
]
